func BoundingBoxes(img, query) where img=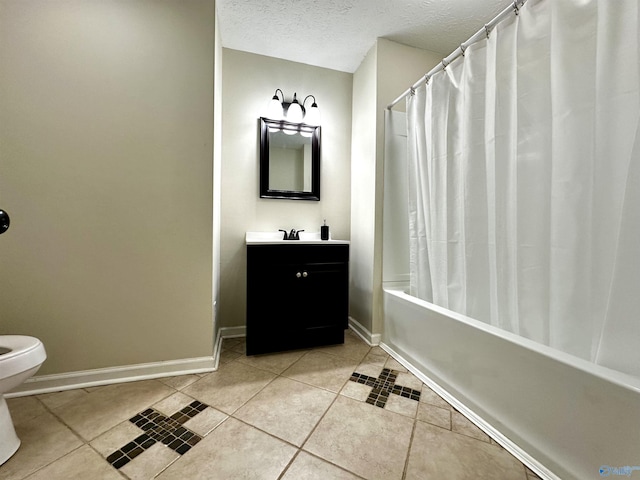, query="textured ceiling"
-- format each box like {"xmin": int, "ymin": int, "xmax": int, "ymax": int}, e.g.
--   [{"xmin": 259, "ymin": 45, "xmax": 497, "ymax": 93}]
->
[{"xmin": 217, "ymin": 0, "xmax": 512, "ymax": 73}]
